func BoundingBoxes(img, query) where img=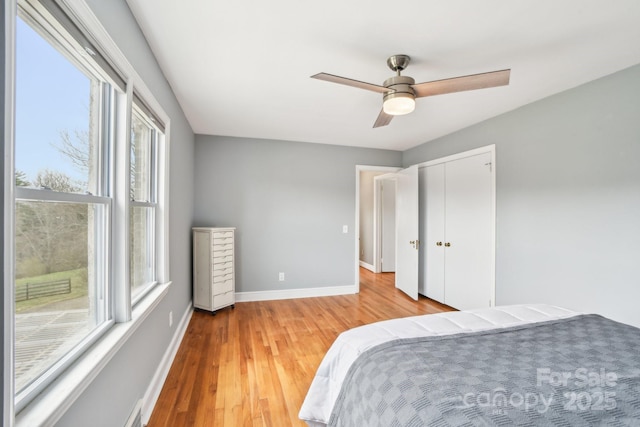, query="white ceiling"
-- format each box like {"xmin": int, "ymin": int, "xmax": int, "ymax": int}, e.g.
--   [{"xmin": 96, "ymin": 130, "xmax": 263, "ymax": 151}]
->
[{"xmin": 125, "ymin": 0, "xmax": 640, "ymax": 151}]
